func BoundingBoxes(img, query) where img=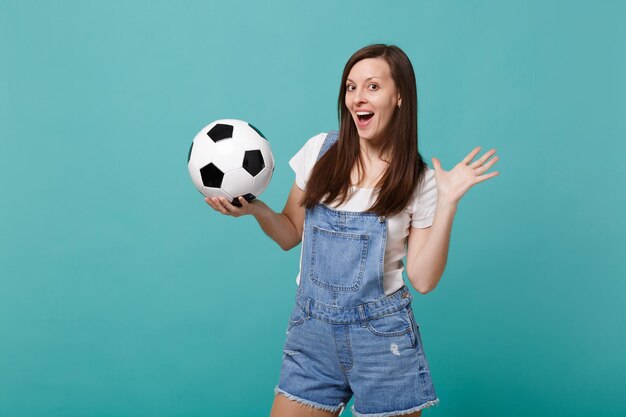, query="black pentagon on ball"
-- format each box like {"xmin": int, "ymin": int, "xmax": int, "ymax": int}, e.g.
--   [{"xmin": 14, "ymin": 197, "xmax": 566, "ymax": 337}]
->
[
  {"xmin": 248, "ymin": 123, "xmax": 266, "ymax": 139},
  {"xmin": 207, "ymin": 123, "xmax": 233, "ymax": 142},
  {"xmin": 231, "ymin": 193, "xmax": 256, "ymax": 208},
  {"xmin": 188, "ymin": 142, "xmax": 193, "ymax": 163},
  {"xmin": 200, "ymin": 162, "xmax": 224, "ymax": 188},
  {"xmin": 242, "ymin": 150, "xmax": 265, "ymax": 176}
]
